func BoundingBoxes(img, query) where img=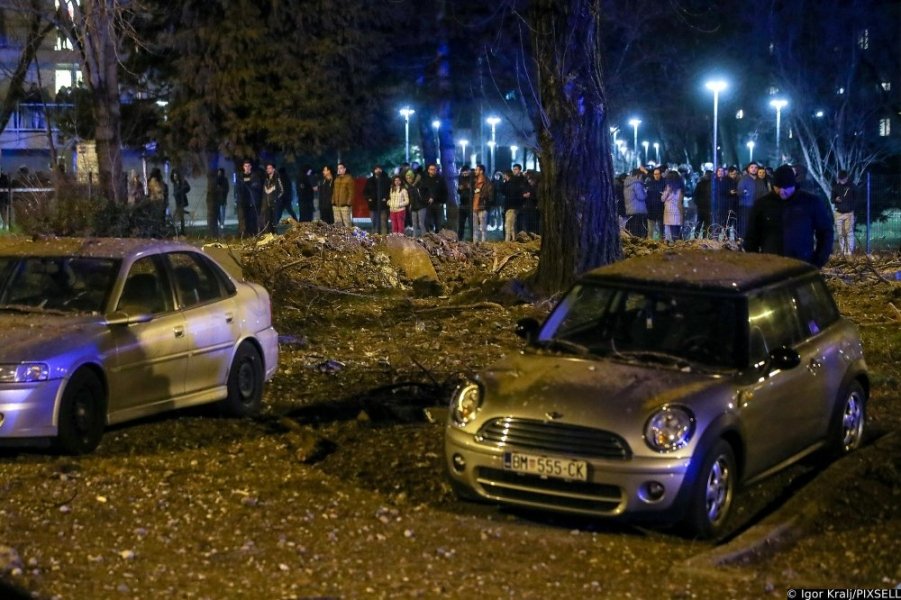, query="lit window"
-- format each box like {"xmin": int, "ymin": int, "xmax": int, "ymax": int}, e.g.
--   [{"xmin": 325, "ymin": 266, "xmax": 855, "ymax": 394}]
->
[
  {"xmin": 55, "ymin": 69, "xmax": 72, "ymax": 93},
  {"xmin": 882, "ymin": 82, "xmax": 892, "ymax": 91},
  {"xmin": 858, "ymin": 29, "xmax": 869, "ymax": 50},
  {"xmin": 735, "ymin": 109, "xmax": 744, "ymax": 119},
  {"xmin": 879, "ymin": 118, "xmax": 891, "ymax": 137}
]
